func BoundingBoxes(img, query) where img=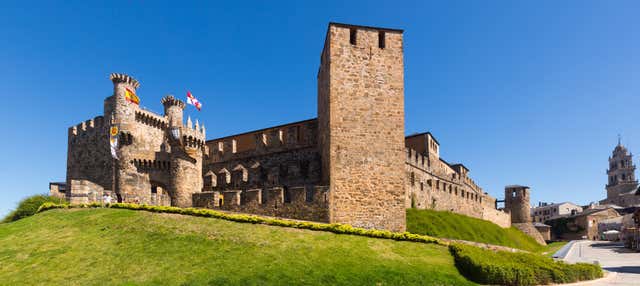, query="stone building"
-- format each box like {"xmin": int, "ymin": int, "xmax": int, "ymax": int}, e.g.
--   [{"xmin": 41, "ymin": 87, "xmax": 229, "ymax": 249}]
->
[
  {"xmin": 600, "ymin": 140, "xmax": 640, "ymax": 207},
  {"xmin": 531, "ymin": 202, "xmax": 583, "ymax": 223},
  {"xmin": 547, "ymin": 208, "xmax": 620, "ymax": 241},
  {"xmin": 53, "ymin": 22, "xmax": 510, "ymax": 232}
]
